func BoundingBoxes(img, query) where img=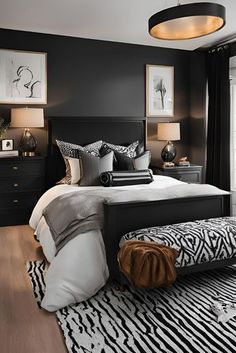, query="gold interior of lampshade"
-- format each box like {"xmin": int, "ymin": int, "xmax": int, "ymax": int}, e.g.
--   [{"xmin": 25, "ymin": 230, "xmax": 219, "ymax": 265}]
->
[
  {"xmin": 157, "ymin": 123, "xmax": 180, "ymax": 141},
  {"xmin": 150, "ymin": 15, "xmax": 224, "ymax": 40},
  {"xmin": 11, "ymin": 108, "xmax": 44, "ymax": 128}
]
